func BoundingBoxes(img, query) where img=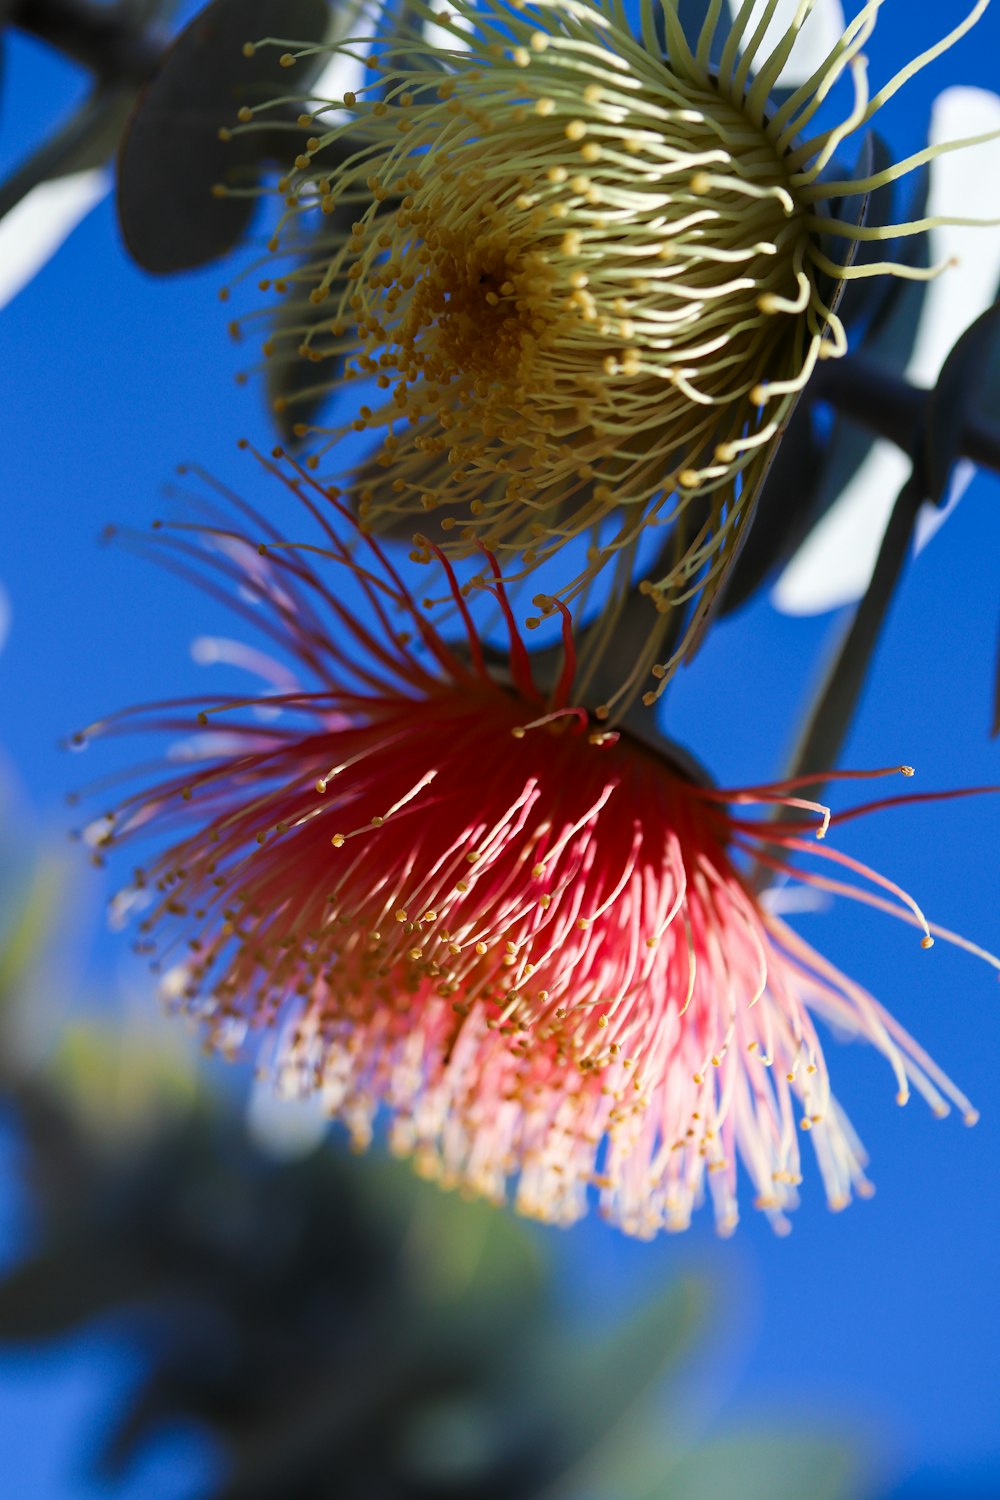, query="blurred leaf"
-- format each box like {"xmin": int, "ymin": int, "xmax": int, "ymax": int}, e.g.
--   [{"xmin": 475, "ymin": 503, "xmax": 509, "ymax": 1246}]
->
[
  {"xmin": 834, "ymin": 134, "xmax": 931, "ymax": 341},
  {"xmin": 752, "ymin": 157, "xmax": 932, "ymax": 603},
  {"xmin": 537, "ymin": 1278, "xmax": 704, "ymax": 1487},
  {"xmin": 811, "ymin": 131, "xmax": 874, "ymax": 320},
  {"xmin": 922, "ymin": 296, "xmax": 1000, "ymax": 504},
  {"xmin": 861, "ymin": 270, "xmax": 930, "ymax": 376},
  {"xmin": 0, "ymin": 858, "xmax": 64, "ymax": 1004},
  {"xmin": 375, "ymin": 0, "xmax": 448, "ymax": 79},
  {"xmin": 971, "ymin": 271, "xmax": 1000, "ymax": 423},
  {"xmin": 398, "ymin": 1173, "xmax": 545, "ymax": 1316},
  {"xmin": 0, "ymin": 83, "xmax": 132, "ymax": 221},
  {"xmin": 720, "ymin": 402, "xmax": 823, "ymax": 614},
  {"xmin": 0, "ymin": 165, "xmax": 110, "ymax": 310},
  {"xmin": 0, "ymin": 1069, "xmax": 865, "ymax": 1499},
  {"xmin": 45, "ymin": 1018, "xmax": 197, "ymax": 1138},
  {"xmin": 0, "ymin": 1245, "xmax": 147, "ymax": 1340},
  {"xmin": 118, "ymin": 0, "xmax": 331, "ymax": 272},
  {"xmin": 636, "ymin": 1431, "xmax": 861, "ymax": 1500},
  {"xmin": 705, "ymin": 133, "xmax": 875, "ymax": 617},
  {"xmin": 264, "ymin": 207, "xmax": 355, "ymax": 440}
]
